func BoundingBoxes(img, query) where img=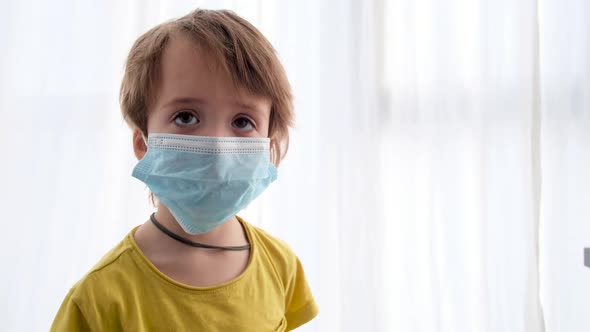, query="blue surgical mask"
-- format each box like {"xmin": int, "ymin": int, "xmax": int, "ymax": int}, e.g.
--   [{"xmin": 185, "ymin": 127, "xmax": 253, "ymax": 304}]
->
[{"xmin": 132, "ymin": 133, "xmax": 277, "ymax": 234}]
